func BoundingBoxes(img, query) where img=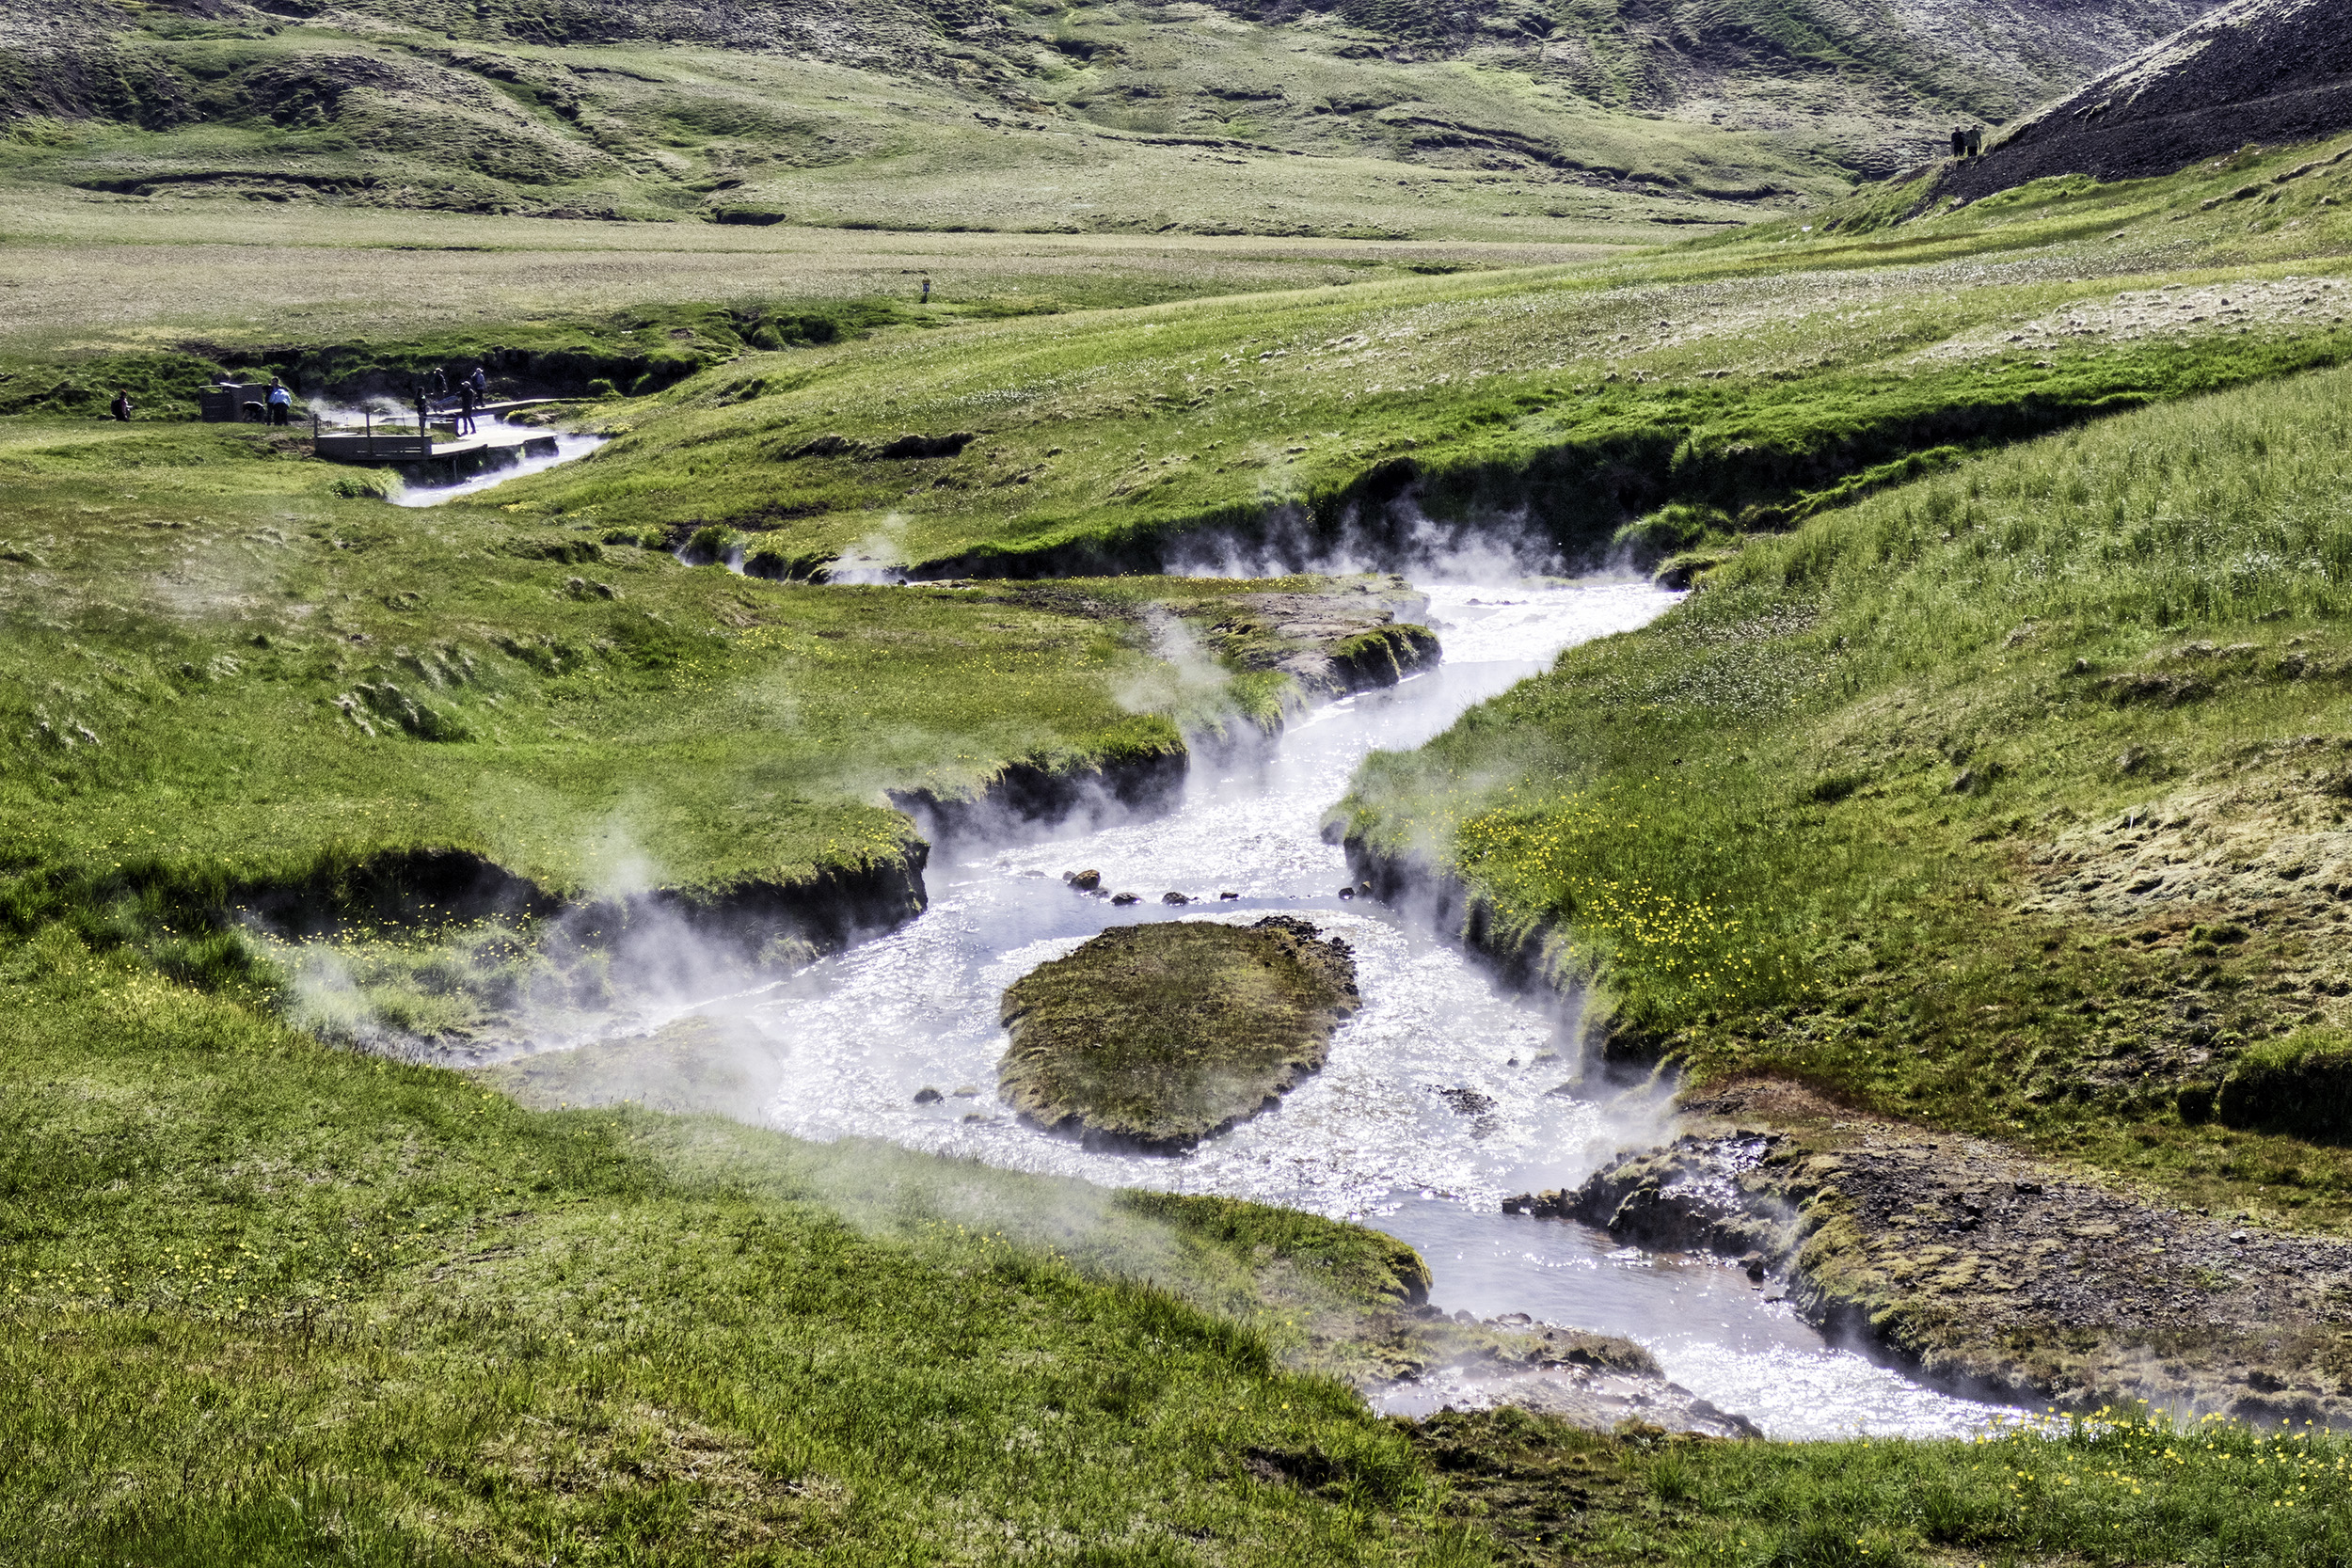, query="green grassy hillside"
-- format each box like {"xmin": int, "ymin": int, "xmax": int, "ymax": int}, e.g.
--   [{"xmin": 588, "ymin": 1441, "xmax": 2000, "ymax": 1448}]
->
[
  {"xmin": 0, "ymin": 0, "xmax": 2215, "ymax": 237},
  {"xmin": 485, "ymin": 136, "xmax": 2352, "ymax": 578}
]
